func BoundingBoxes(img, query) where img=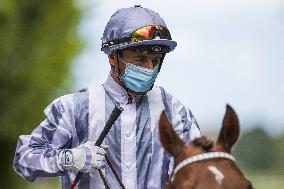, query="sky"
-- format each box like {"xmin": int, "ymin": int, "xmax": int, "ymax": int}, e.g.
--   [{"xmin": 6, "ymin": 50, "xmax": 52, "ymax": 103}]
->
[{"xmin": 72, "ymin": 0, "xmax": 284, "ymax": 135}]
